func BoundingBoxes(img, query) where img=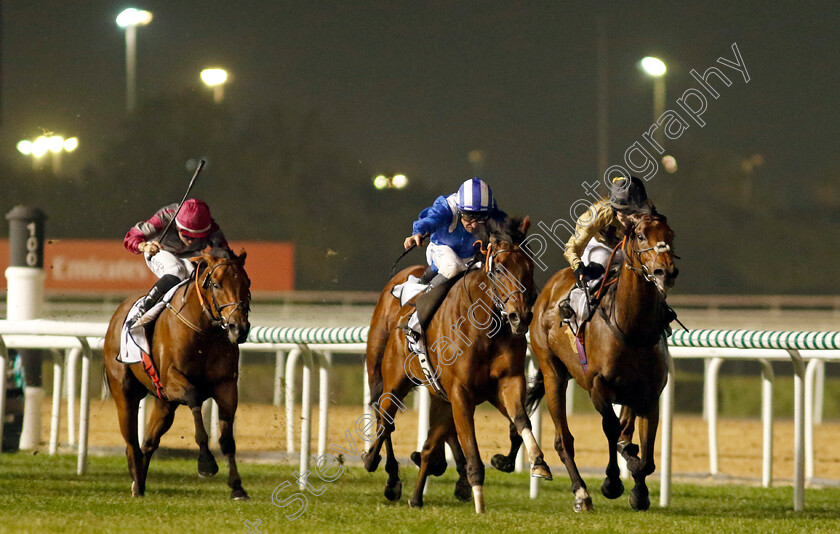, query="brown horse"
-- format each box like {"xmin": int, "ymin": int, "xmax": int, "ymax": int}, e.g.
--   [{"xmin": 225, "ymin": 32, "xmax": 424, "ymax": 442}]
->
[
  {"xmin": 363, "ymin": 218, "xmax": 552, "ymax": 513},
  {"xmin": 103, "ymin": 251, "xmax": 251, "ymax": 499},
  {"xmin": 521, "ymin": 211, "xmax": 678, "ymax": 511}
]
